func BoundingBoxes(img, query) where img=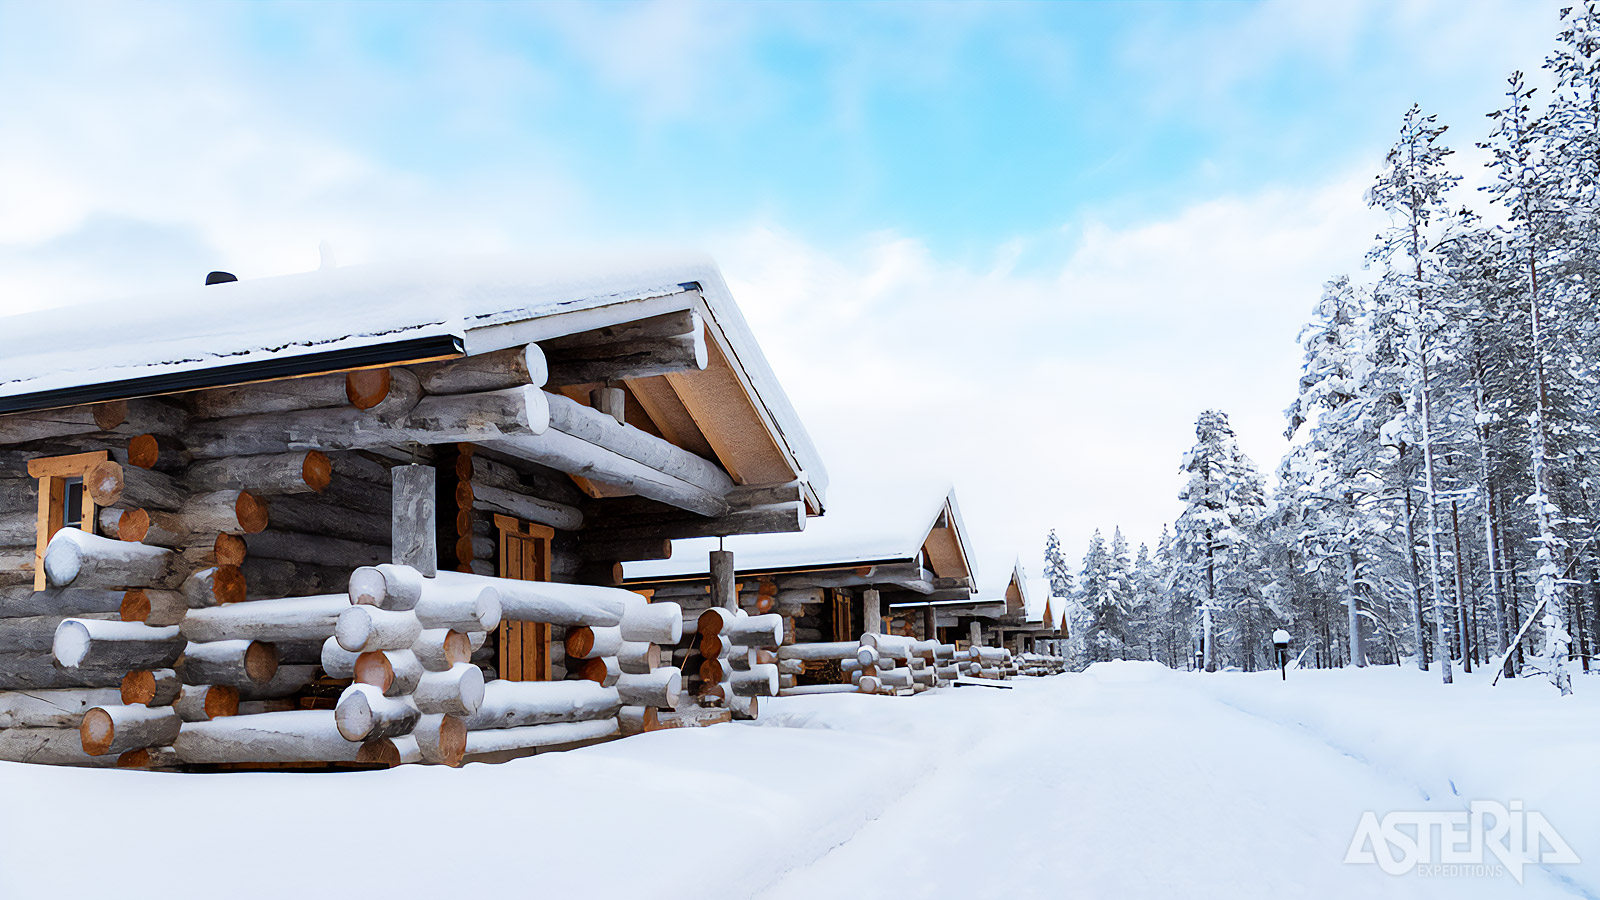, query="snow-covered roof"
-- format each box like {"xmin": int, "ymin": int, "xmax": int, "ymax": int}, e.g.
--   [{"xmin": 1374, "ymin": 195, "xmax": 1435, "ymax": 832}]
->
[
  {"xmin": 0, "ymin": 252, "xmax": 826, "ymax": 503},
  {"xmin": 1023, "ymin": 576, "xmax": 1055, "ymax": 624},
  {"xmin": 624, "ymin": 479, "xmax": 972, "ymax": 580}
]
